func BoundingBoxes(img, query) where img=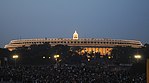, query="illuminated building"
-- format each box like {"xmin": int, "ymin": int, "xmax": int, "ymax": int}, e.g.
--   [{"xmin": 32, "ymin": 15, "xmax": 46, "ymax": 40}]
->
[{"xmin": 4, "ymin": 31, "xmax": 143, "ymax": 55}]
